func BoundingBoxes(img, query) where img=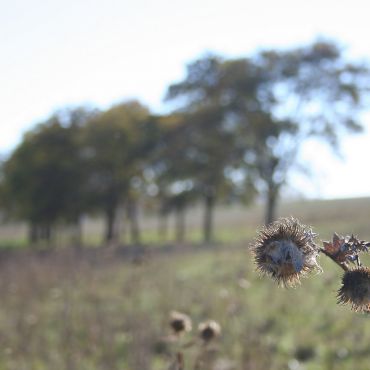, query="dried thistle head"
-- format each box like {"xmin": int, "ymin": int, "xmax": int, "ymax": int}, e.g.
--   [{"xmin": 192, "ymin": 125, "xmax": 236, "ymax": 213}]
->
[
  {"xmin": 198, "ymin": 320, "xmax": 221, "ymax": 342},
  {"xmin": 169, "ymin": 311, "xmax": 192, "ymax": 334},
  {"xmin": 322, "ymin": 233, "xmax": 370, "ymax": 269},
  {"xmin": 251, "ymin": 217, "xmax": 321, "ymax": 287},
  {"xmin": 337, "ymin": 268, "xmax": 370, "ymax": 312}
]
